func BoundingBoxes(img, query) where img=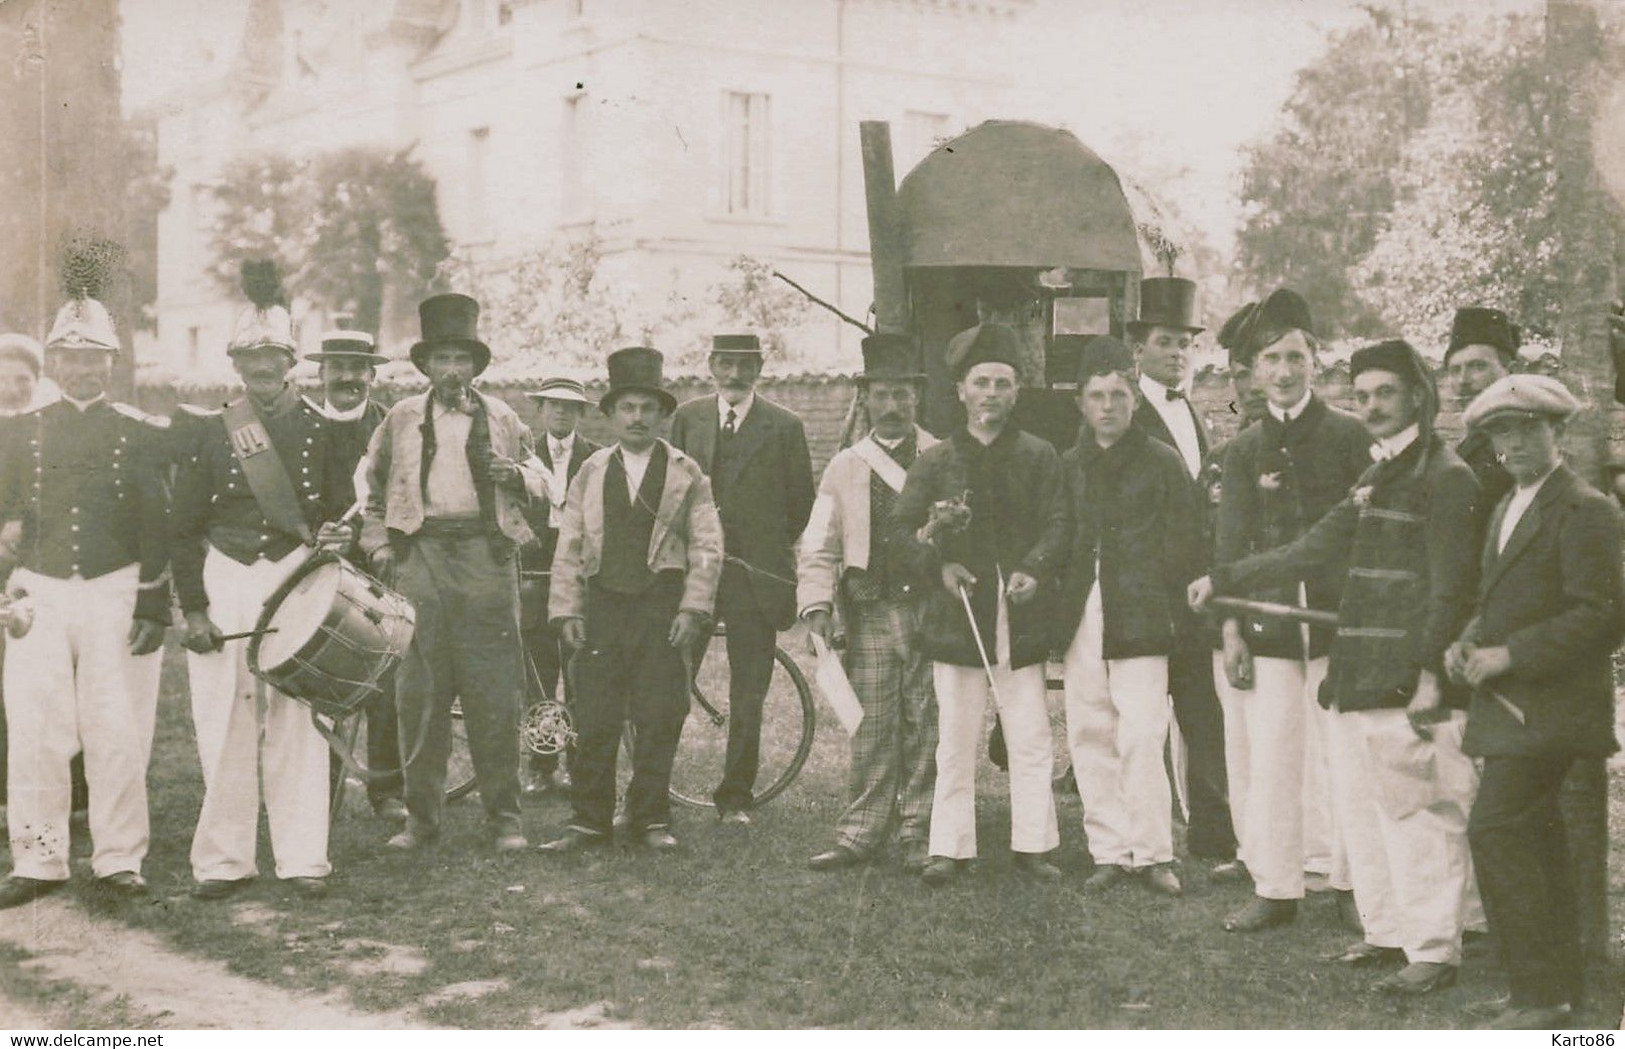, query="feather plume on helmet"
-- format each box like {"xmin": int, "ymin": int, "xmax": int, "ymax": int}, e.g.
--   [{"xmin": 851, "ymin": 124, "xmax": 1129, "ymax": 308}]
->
[
  {"xmin": 45, "ymin": 237, "xmax": 123, "ymax": 354},
  {"xmin": 227, "ymin": 258, "xmax": 297, "ymax": 356}
]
